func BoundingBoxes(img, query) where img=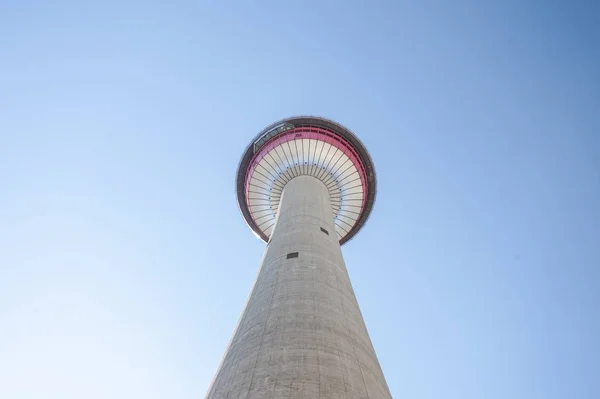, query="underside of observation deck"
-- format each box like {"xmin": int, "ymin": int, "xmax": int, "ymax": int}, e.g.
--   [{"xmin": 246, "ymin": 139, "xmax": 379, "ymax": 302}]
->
[{"xmin": 236, "ymin": 116, "xmax": 377, "ymax": 245}]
